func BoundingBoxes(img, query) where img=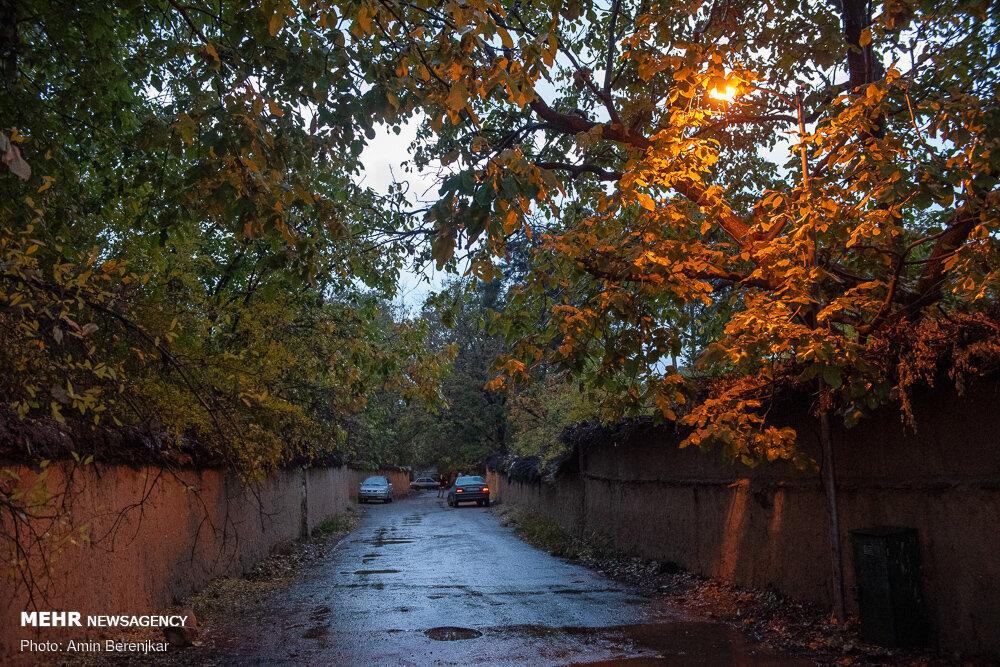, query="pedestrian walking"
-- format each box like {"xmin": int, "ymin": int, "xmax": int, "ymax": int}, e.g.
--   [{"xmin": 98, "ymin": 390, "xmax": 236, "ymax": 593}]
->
[{"xmin": 437, "ymin": 474, "xmax": 448, "ymax": 498}]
